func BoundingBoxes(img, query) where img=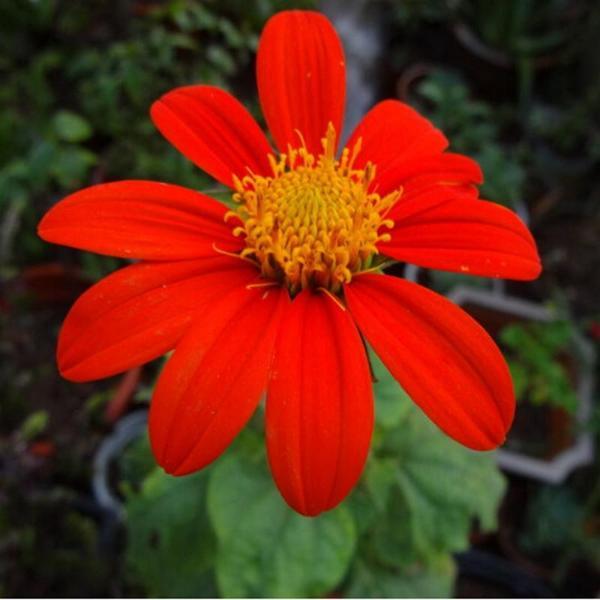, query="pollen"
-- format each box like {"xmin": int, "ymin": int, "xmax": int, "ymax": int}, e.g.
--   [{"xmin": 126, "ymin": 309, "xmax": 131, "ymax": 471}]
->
[{"xmin": 228, "ymin": 124, "xmax": 401, "ymax": 294}]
